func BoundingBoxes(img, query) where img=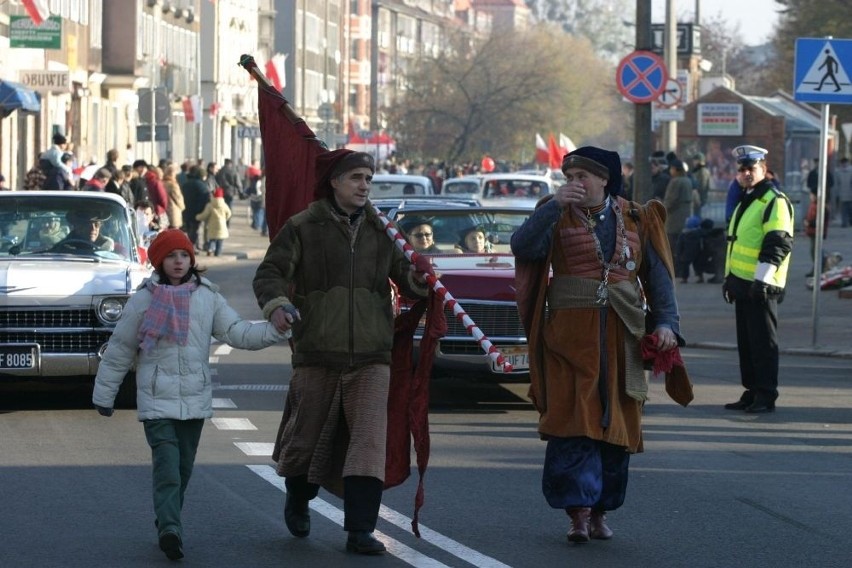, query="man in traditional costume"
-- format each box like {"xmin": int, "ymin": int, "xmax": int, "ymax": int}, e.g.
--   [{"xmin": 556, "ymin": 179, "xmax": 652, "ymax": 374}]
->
[{"xmin": 512, "ymin": 146, "xmax": 693, "ymax": 544}]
